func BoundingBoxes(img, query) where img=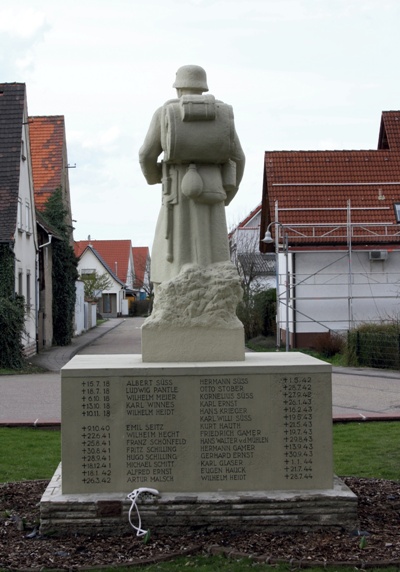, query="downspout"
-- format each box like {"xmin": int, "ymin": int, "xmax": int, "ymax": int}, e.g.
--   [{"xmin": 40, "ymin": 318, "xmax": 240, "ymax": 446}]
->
[
  {"xmin": 38, "ymin": 234, "xmax": 53, "ymax": 249},
  {"xmin": 292, "ymin": 252, "xmax": 297, "ymax": 349},
  {"xmin": 37, "ymin": 235, "xmax": 53, "ymax": 351},
  {"xmin": 7, "ymin": 241, "xmax": 16, "ymax": 299},
  {"xmin": 347, "ymin": 200, "xmax": 353, "ymax": 330},
  {"xmin": 35, "ymin": 248, "xmax": 39, "ymax": 353}
]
